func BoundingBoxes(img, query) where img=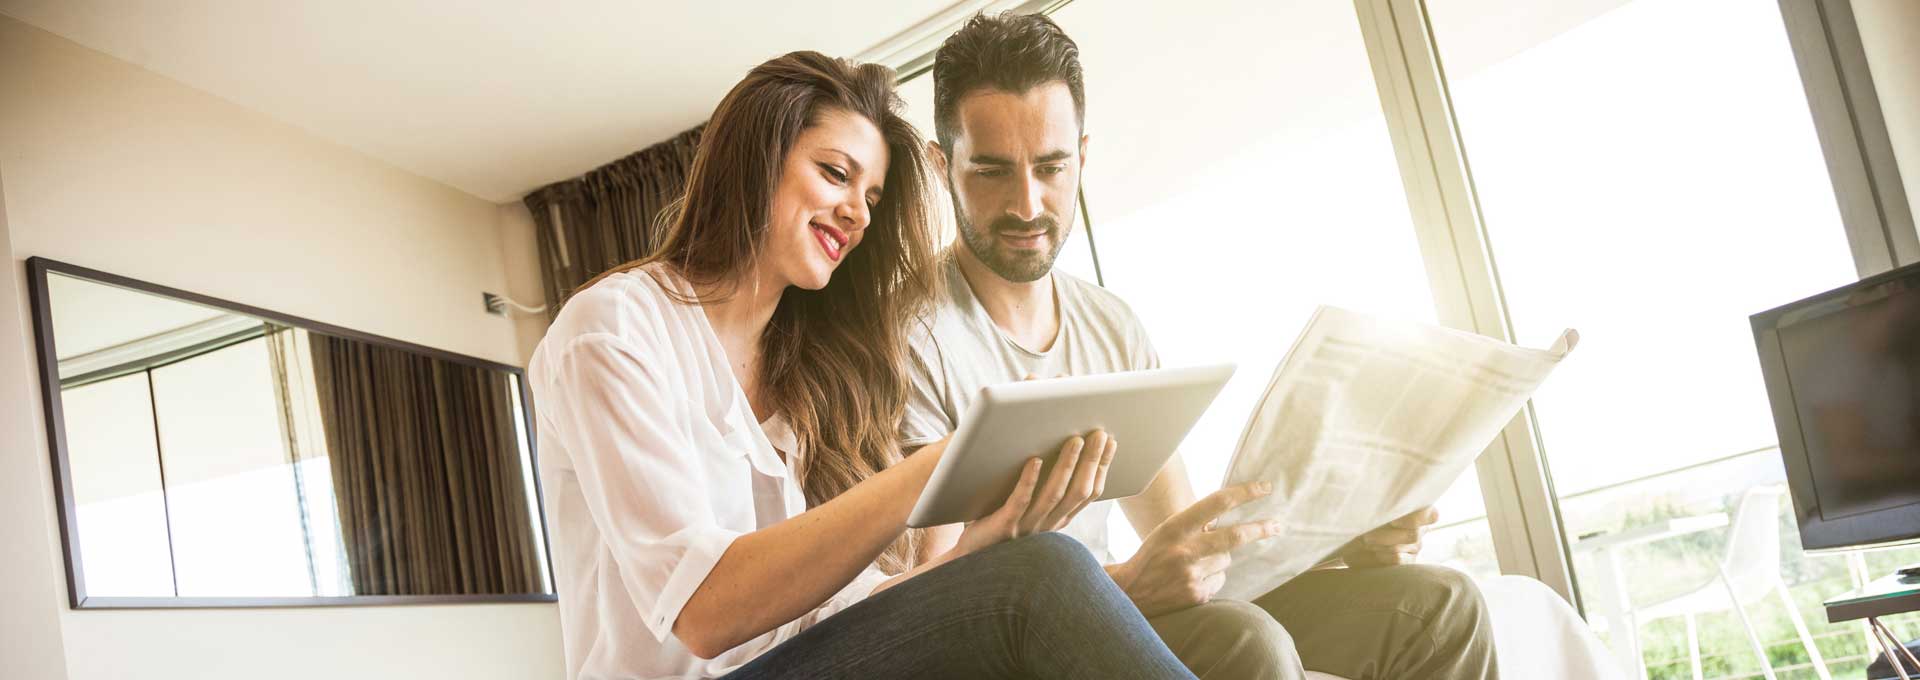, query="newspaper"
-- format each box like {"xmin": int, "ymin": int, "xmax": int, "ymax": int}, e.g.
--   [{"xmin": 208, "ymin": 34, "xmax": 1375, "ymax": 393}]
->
[{"xmin": 1215, "ymin": 306, "xmax": 1577, "ymax": 601}]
